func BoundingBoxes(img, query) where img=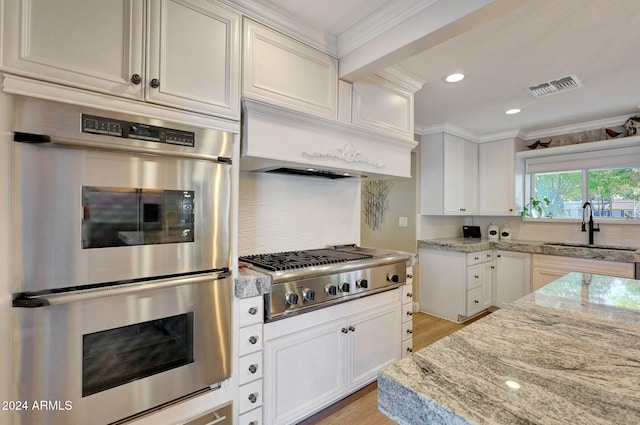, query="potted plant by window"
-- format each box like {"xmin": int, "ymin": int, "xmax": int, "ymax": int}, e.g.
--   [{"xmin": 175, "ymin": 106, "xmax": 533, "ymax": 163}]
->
[{"xmin": 520, "ymin": 197, "xmax": 550, "ymax": 218}]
